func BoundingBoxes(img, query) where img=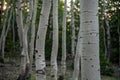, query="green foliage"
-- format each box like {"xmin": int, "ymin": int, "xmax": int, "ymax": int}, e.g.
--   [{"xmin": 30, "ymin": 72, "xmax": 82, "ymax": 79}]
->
[
  {"xmin": 100, "ymin": 53, "xmax": 115, "ymax": 76},
  {"xmin": 102, "ymin": 76, "xmax": 117, "ymax": 80}
]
